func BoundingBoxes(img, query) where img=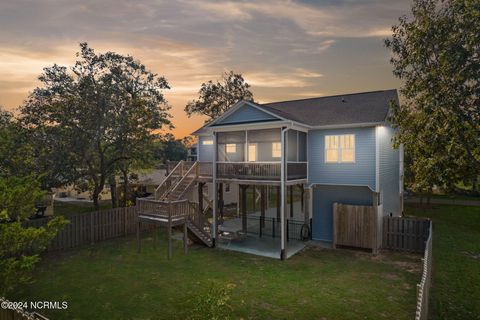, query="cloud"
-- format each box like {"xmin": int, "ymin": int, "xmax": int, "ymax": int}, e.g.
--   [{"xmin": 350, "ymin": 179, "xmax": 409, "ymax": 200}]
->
[
  {"xmin": 0, "ymin": 0, "xmax": 409, "ymax": 137},
  {"xmin": 188, "ymin": 0, "xmax": 406, "ymax": 38}
]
